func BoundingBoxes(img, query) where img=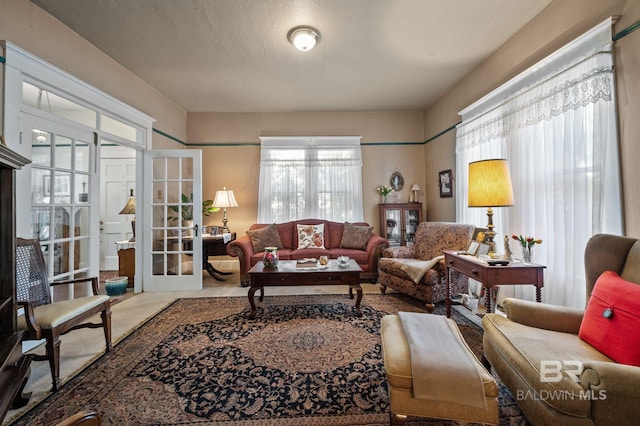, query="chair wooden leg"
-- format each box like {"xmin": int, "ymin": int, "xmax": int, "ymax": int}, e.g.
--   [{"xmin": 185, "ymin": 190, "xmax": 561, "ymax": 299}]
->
[
  {"xmin": 380, "ymin": 284, "xmax": 388, "ymax": 294},
  {"xmin": 101, "ymin": 305, "xmax": 113, "ymax": 352},
  {"xmin": 389, "ymin": 411, "xmax": 407, "ymax": 426},
  {"xmin": 45, "ymin": 334, "xmax": 62, "ymax": 392}
]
